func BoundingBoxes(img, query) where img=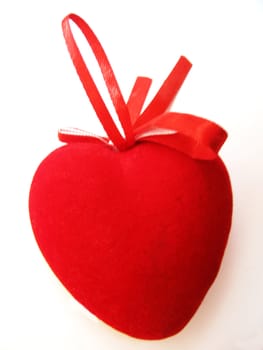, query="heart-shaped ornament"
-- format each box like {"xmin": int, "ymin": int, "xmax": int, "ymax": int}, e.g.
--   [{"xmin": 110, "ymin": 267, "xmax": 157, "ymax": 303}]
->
[{"xmin": 29, "ymin": 14, "xmax": 232, "ymax": 340}]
